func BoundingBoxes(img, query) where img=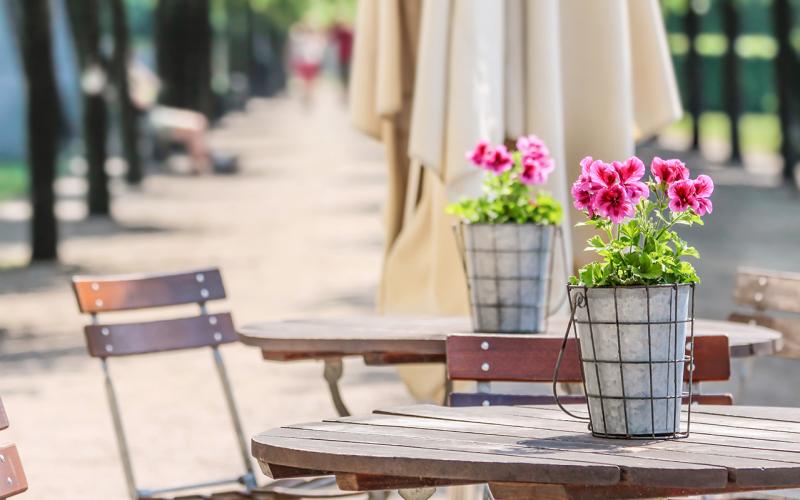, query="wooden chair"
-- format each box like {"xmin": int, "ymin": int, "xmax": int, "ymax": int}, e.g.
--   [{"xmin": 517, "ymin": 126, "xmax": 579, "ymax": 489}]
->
[
  {"xmin": 730, "ymin": 267, "xmax": 800, "ymax": 358},
  {"xmin": 445, "ymin": 334, "xmax": 733, "ymax": 407},
  {"xmin": 72, "ymin": 268, "xmax": 355, "ymax": 500},
  {"xmin": 0, "ymin": 399, "xmax": 28, "ymax": 499}
]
